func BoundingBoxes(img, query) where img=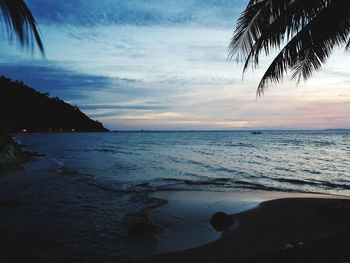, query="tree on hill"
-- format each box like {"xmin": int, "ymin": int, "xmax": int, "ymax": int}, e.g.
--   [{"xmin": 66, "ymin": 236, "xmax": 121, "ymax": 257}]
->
[
  {"xmin": 0, "ymin": 76, "xmax": 108, "ymax": 132},
  {"xmin": 229, "ymin": 0, "xmax": 350, "ymax": 95}
]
